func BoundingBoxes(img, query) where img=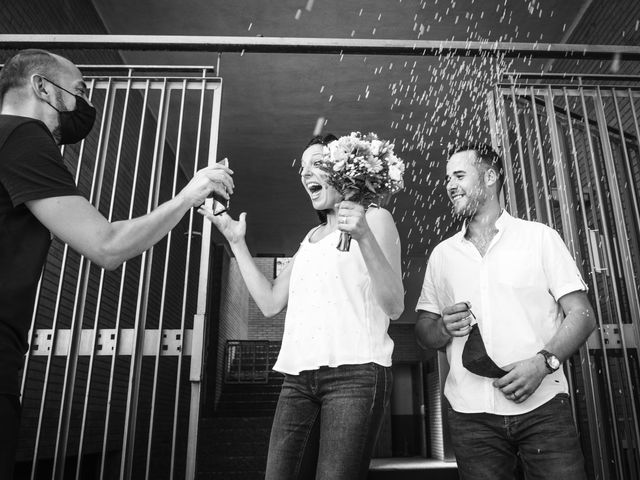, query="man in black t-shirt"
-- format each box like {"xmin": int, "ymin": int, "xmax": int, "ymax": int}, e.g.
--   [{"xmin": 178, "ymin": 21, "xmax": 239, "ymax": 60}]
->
[{"xmin": 0, "ymin": 49, "xmax": 234, "ymax": 477}]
